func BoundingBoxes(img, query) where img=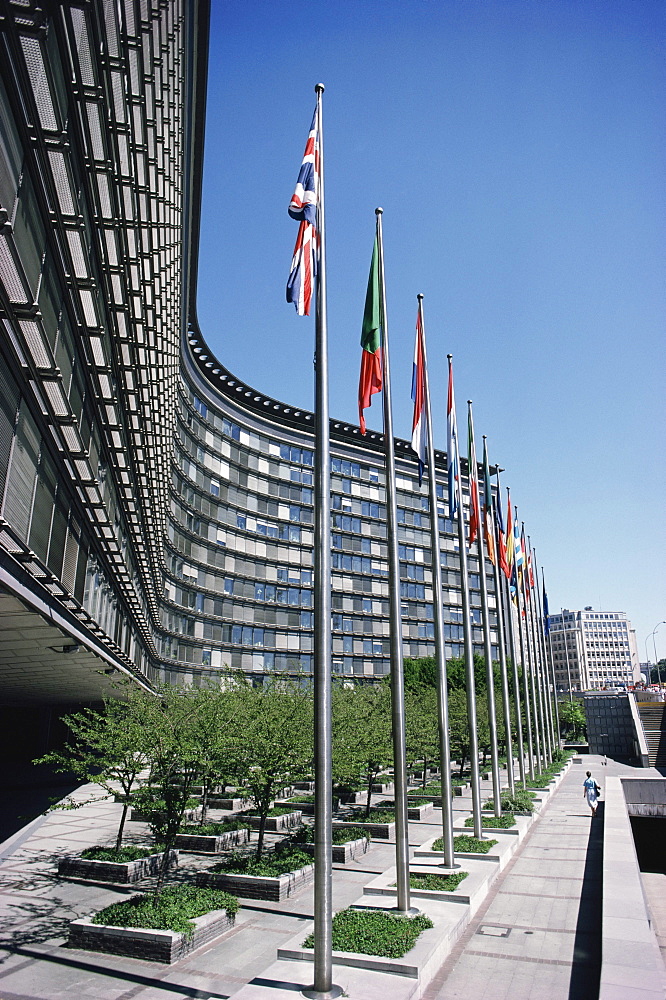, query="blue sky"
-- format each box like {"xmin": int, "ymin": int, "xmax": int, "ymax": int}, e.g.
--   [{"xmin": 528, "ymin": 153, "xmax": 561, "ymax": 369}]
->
[{"xmin": 196, "ymin": 0, "xmax": 666, "ymax": 664}]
